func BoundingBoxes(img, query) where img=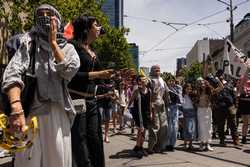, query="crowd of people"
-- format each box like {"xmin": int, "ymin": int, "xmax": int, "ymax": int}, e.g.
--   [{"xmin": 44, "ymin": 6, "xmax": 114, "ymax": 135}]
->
[
  {"xmin": 0, "ymin": 3, "xmax": 250, "ymax": 167},
  {"xmin": 101, "ymin": 65, "xmax": 250, "ymax": 156}
]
